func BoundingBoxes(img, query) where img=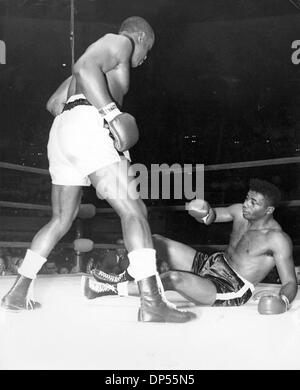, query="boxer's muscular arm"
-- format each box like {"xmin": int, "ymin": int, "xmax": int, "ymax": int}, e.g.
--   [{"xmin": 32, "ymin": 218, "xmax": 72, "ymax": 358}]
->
[
  {"xmin": 214, "ymin": 203, "xmax": 243, "ymax": 223},
  {"xmin": 271, "ymin": 232, "xmax": 297, "ymax": 304},
  {"xmin": 46, "ymin": 76, "xmax": 72, "ymax": 116},
  {"xmin": 73, "ymin": 34, "xmax": 131, "ymax": 109},
  {"xmin": 106, "ymin": 66, "xmax": 130, "ymax": 107},
  {"xmin": 186, "ymin": 199, "xmax": 214, "ymax": 224},
  {"xmin": 186, "ymin": 201, "xmax": 242, "ymax": 225}
]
